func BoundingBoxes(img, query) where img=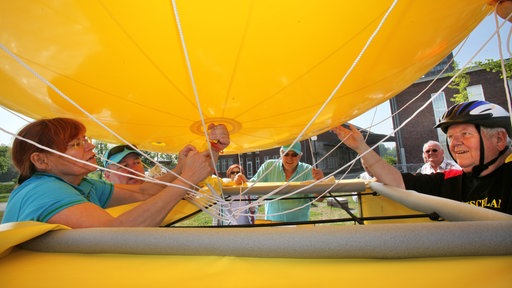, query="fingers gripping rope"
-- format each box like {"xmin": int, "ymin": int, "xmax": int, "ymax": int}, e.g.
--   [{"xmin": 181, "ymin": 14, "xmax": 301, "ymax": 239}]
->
[{"xmin": 184, "ymin": 178, "xmax": 238, "ymax": 224}]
